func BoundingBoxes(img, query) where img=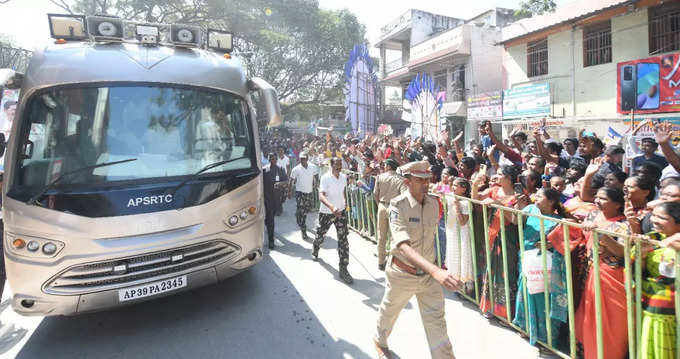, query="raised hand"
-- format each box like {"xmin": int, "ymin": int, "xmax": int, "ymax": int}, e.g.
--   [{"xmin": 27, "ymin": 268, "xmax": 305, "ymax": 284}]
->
[
  {"xmin": 453, "ymin": 131, "xmax": 464, "ymax": 143},
  {"xmin": 654, "ymin": 121, "xmax": 673, "ymax": 145},
  {"xmin": 486, "ymin": 144, "xmax": 497, "ymax": 158},
  {"xmin": 585, "ymin": 156, "xmax": 605, "ymax": 176}
]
